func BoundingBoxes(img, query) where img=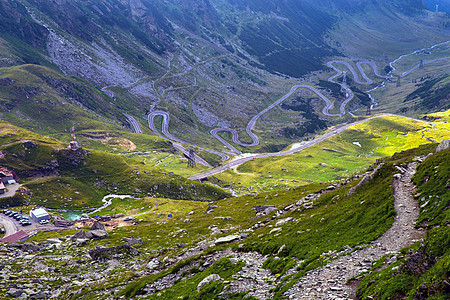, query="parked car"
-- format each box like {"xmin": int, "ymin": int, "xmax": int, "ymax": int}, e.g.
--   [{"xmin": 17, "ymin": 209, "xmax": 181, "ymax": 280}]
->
[
  {"xmin": 39, "ymin": 219, "xmax": 49, "ymax": 225},
  {"xmin": 5, "ymin": 211, "xmax": 13, "ymax": 216},
  {"xmin": 22, "ymin": 222, "xmax": 31, "ymax": 226},
  {"xmin": 10, "ymin": 212, "xmax": 18, "ymax": 218},
  {"xmin": 14, "ymin": 215, "xmax": 23, "ymax": 221},
  {"xmin": 0, "ymin": 227, "xmax": 5, "ymax": 234}
]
